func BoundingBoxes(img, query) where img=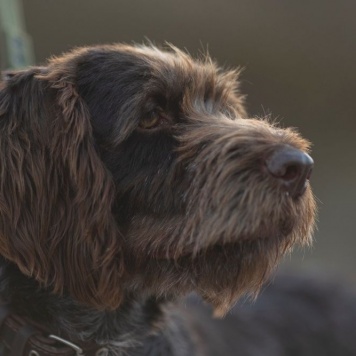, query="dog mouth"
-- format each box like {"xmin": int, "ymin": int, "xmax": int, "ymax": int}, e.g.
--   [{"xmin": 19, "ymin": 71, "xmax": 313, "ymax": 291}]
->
[
  {"xmin": 151, "ymin": 241, "xmax": 240, "ymax": 260},
  {"xmin": 126, "ymin": 190, "xmax": 309, "ymax": 261},
  {"xmin": 152, "ymin": 231, "xmax": 289, "ymax": 260}
]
